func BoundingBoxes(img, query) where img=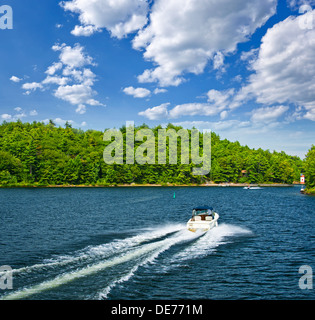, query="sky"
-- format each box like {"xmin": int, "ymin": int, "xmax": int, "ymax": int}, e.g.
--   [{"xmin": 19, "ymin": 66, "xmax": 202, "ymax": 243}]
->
[{"xmin": 0, "ymin": 0, "xmax": 315, "ymax": 159}]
